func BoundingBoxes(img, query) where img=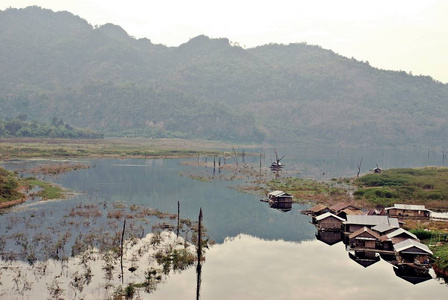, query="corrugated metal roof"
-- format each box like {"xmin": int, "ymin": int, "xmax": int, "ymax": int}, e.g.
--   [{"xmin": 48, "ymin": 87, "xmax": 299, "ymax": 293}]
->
[
  {"xmin": 385, "ymin": 204, "xmax": 430, "ymax": 211},
  {"xmin": 316, "ymin": 212, "xmax": 345, "ymax": 222},
  {"xmin": 268, "ymin": 190, "xmax": 286, "ymax": 197},
  {"xmin": 372, "ymin": 223, "xmax": 396, "ymax": 233},
  {"xmin": 345, "ymin": 215, "xmax": 387, "ymax": 225},
  {"xmin": 393, "ymin": 239, "xmax": 433, "ymax": 255},
  {"xmin": 268, "ymin": 190, "xmax": 292, "ymax": 198},
  {"xmin": 386, "ymin": 228, "xmax": 418, "ymax": 240}
]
